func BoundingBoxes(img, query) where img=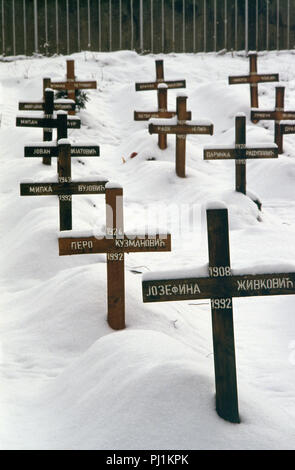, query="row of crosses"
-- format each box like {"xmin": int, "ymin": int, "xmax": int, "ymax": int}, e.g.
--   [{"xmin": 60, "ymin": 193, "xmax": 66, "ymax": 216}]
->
[
  {"xmin": 15, "ymin": 57, "xmax": 295, "ymax": 426},
  {"xmin": 134, "ymin": 55, "xmax": 293, "ymax": 198}
]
